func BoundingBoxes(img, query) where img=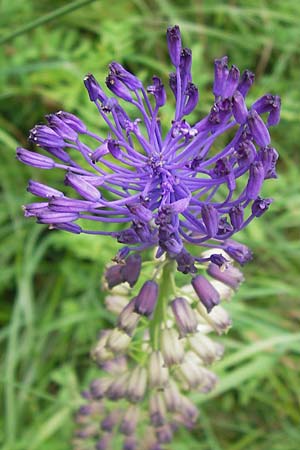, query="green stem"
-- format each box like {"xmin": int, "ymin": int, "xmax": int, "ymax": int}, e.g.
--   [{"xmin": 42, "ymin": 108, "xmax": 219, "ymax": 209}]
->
[
  {"xmin": 150, "ymin": 258, "xmax": 176, "ymax": 350},
  {"xmin": 0, "ymin": 0, "xmax": 97, "ymax": 45}
]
